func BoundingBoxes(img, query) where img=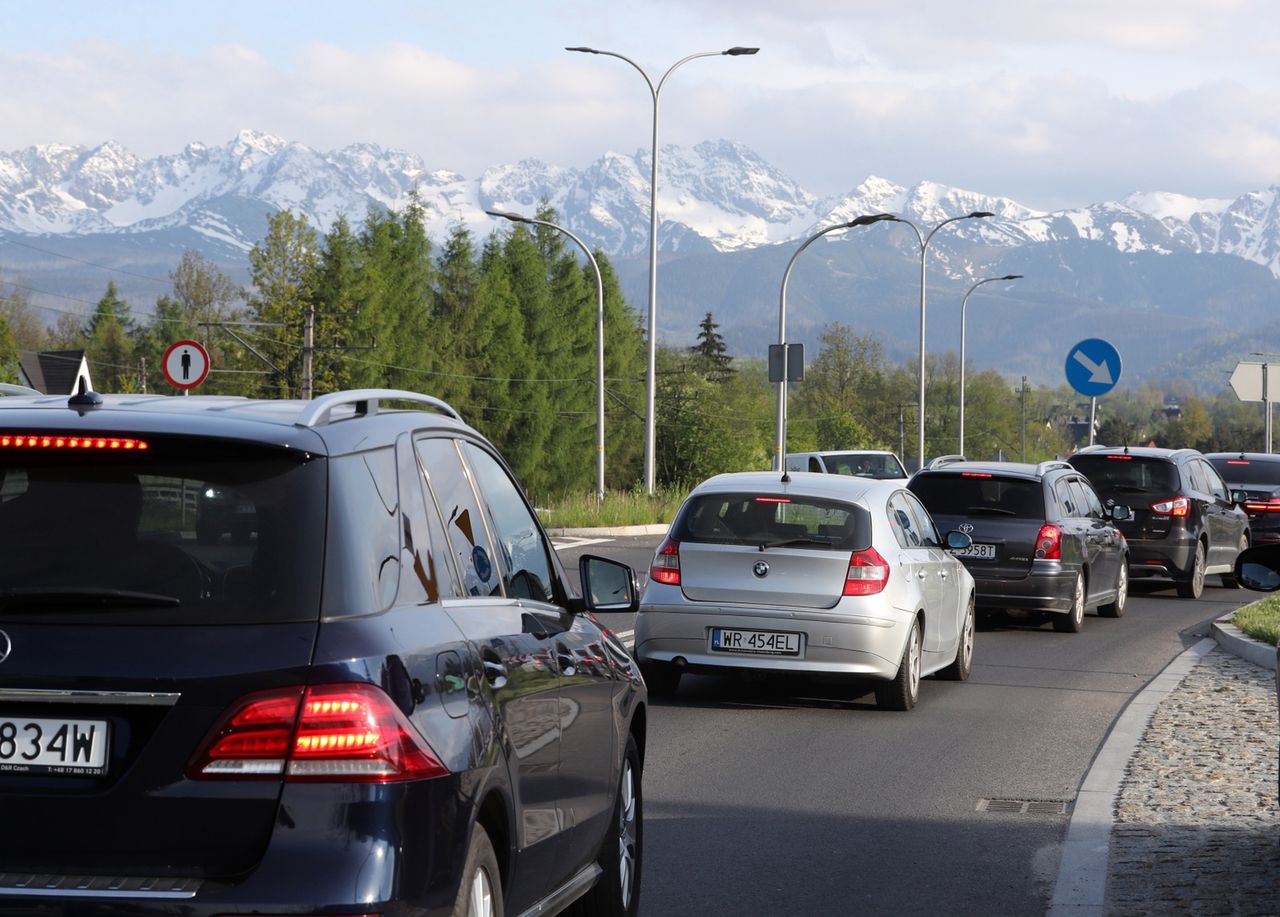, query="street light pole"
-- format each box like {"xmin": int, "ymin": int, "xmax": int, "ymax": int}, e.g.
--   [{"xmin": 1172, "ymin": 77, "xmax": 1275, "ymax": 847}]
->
[
  {"xmin": 959, "ymin": 274, "xmax": 1022, "ymax": 456},
  {"xmin": 773, "ymin": 214, "xmax": 897, "ymax": 469},
  {"xmin": 487, "ymin": 210, "xmax": 607, "ymax": 501},
  {"xmin": 567, "ymin": 45, "xmax": 759, "ymax": 494},
  {"xmin": 883, "ymin": 212, "xmax": 995, "ymax": 471}
]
